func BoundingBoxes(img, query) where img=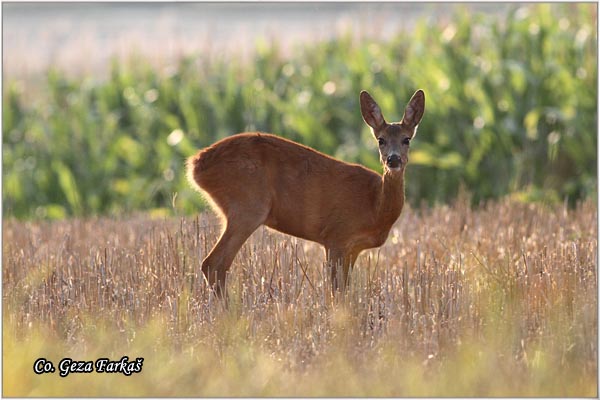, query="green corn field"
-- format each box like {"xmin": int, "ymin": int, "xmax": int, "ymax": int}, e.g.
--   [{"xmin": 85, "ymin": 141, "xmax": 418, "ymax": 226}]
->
[{"xmin": 3, "ymin": 4, "xmax": 597, "ymax": 219}]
